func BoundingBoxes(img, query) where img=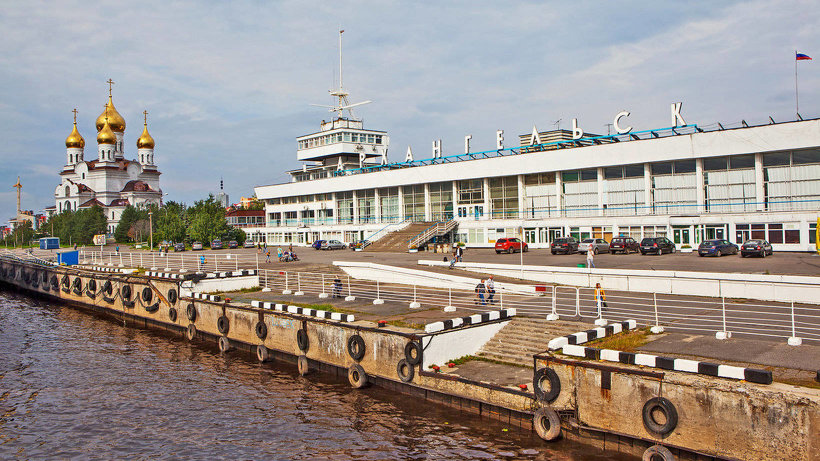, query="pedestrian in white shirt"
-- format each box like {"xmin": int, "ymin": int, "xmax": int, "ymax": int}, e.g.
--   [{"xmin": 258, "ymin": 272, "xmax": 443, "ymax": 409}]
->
[{"xmin": 586, "ymin": 246, "xmax": 595, "ymax": 268}]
